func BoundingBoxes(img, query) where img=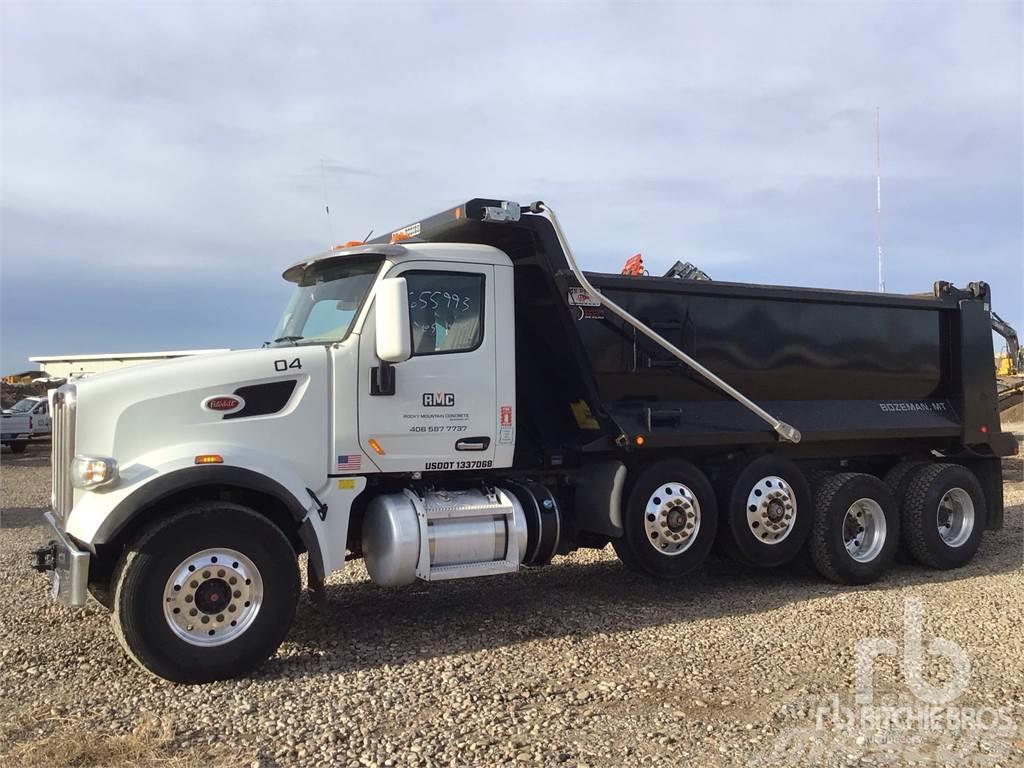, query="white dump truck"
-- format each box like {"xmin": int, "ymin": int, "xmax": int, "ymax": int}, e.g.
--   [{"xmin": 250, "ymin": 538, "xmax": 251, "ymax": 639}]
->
[{"xmin": 31, "ymin": 200, "xmax": 1016, "ymax": 683}]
